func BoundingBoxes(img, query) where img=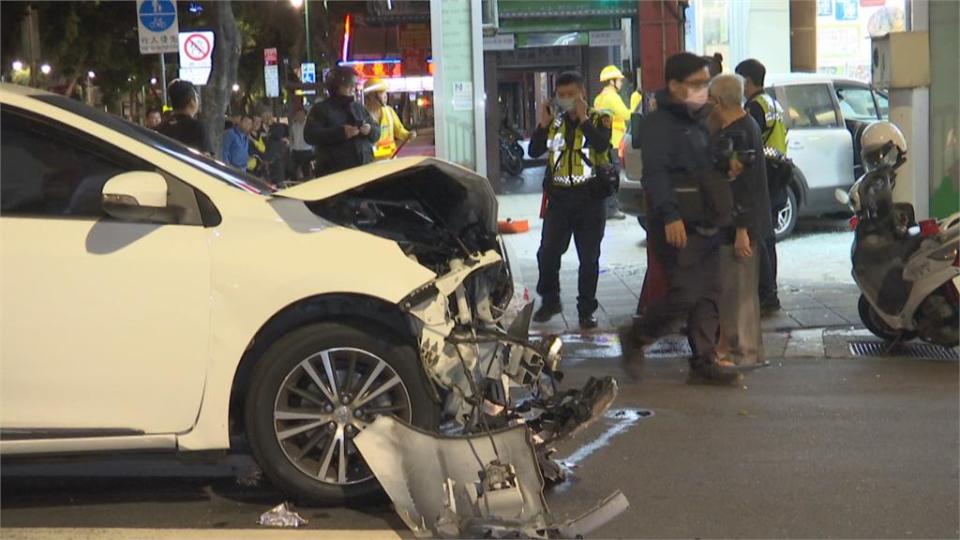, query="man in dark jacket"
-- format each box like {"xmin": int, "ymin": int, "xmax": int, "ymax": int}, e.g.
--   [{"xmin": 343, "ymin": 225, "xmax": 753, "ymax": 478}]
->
[
  {"xmin": 620, "ymin": 52, "xmax": 740, "ymax": 385},
  {"xmin": 157, "ymin": 79, "xmax": 212, "ymax": 155},
  {"xmin": 304, "ymin": 66, "xmax": 379, "ymax": 175}
]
